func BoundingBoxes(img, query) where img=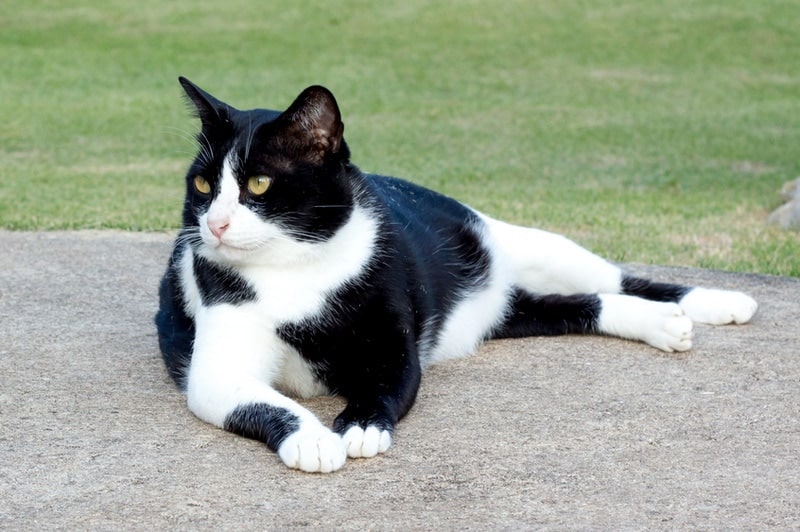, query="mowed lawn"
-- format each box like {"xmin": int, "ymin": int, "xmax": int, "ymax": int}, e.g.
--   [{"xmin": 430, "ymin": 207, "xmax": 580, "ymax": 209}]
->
[{"xmin": 1, "ymin": 0, "xmax": 798, "ymax": 275}]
